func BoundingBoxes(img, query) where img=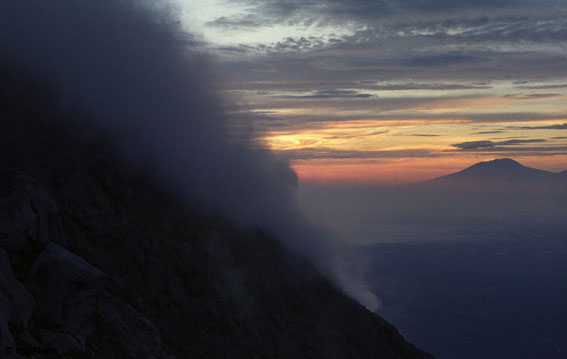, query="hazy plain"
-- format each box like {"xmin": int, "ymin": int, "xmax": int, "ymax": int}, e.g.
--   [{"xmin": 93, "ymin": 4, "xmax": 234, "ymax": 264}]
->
[{"xmin": 298, "ymin": 164, "xmax": 567, "ymax": 358}]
